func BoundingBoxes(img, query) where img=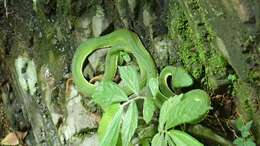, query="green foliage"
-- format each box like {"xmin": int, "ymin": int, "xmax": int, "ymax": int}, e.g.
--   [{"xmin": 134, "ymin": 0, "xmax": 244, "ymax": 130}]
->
[
  {"xmin": 148, "ymin": 78, "xmax": 159, "ymax": 97},
  {"xmin": 119, "ymin": 66, "xmax": 140, "ymax": 94},
  {"xmin": 121, "ymin": 102, "xmax": 138, "ymax": 146},
  {"xmin": 91, "ymin": 65, "xmax": 210, "ymax": 146},
  {"xmin": 168, "ymin": 130, "xmax": 203, "ymax": 146},
  {"xmin": 151, "ymin": 133, "xmax": 167, "ymax": 146},
  {"xmin": 233, "ymin": 118, "xmax": 256, "ymax": 146},
  {"xmin": 143, "ymin": 98, "xmax": 156, "ymax": 124},
  {"xmin": 98, "ymin": 104, "xmax": 120, "ymax": 139},
  {"xmin": 228, "ymin": 74, "xmax": 237, "ymax": 83},
  {"xmin": 170, "ymin": 67, "xmax": 193, "ymax": 88},
  {"xmin": 158, "ymin": 94, "xmax": 183, "ymax": 131},
  {"xmin": 159, "ymin": 90, "xmax": 210, "ymax": 130},
  {"xmin": 92, "ymin": 81, "xmax": 128, "ymax": 109},
  {"xmin": 100, "ymin": 106, "xmax": 123, "ymax": 146},
  {"xmin": 153, "ymin": 89, "xmax": 210, "ymax": 146},
  {"xmin": 234, "ymin": 137, "xmax": 256, "ymax": 146}
]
